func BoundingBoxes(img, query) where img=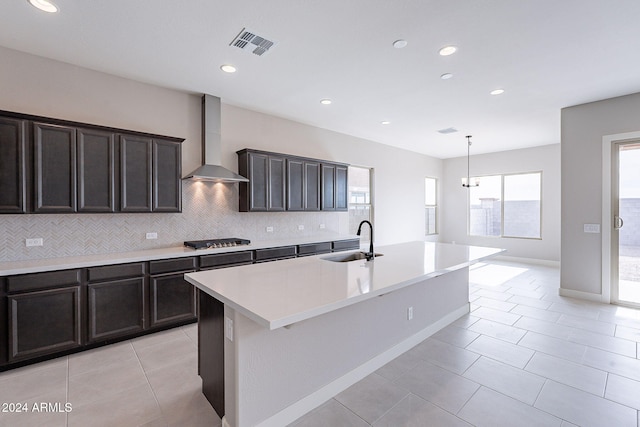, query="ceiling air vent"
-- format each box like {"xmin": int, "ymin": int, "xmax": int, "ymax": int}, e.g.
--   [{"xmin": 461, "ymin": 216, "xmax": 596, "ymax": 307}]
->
[
  {"xmin": 437, "ymin": 127, "xmax": 458, "ymax": 134},
  {"xmin": 230, "ymin": 28, "xmax": 277, "ymax": 56}
]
